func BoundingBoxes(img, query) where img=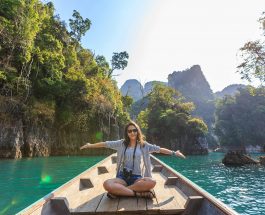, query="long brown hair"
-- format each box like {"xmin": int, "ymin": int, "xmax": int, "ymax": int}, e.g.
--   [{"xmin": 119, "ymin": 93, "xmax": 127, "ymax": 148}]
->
[{"xmin": 123, "ymin": 121, "xmax": 145, "ymax": 147}]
